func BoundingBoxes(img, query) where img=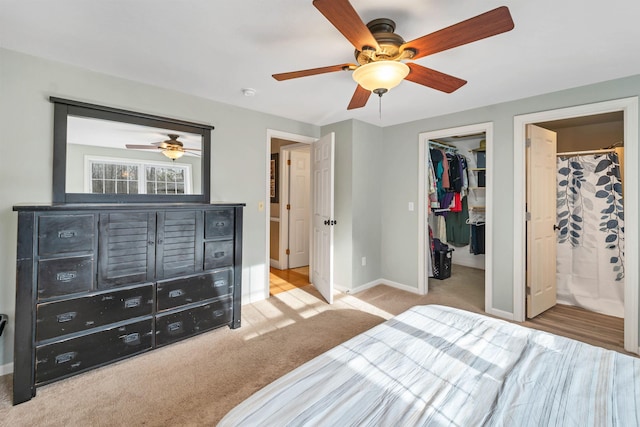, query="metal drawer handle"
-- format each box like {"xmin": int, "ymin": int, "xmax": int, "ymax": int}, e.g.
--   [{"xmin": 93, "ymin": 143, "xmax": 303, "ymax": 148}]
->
[
  {"xmin": 124, "ymin": 297, "xmax": 141, "ymax": 308},
  {"xmin": 215, "ymin": 221, "xmax": 226, "ymax": 228},
  {"xmin": 58, "ymin": 230, "xmax": 77, "ymax": 239},
  {"xmin": 214, "ymin": 251, "xmax": 225, "ymax": 258},
  {"xmin": 168, "ymin": 289, "xmax": 185, "ymax": 298},
  {"xmin": 55, "ymin": 351, "xmax": 77, "ymax": 364},
  {"xmin": 123, "ymin": 332, "xmax": 141, "ymax": 345},
  {"xmin": 213, "ymin": 279, "xmax": 226, "ymax": 287},
  {"xmin": 213, "ymin": 309, "xmax": 225, "ymax": 318},
  {"xmin": 167, "ymin": 321, "xmax": 183, "ymax": 333},
  {"xmin": 56, "ymin": 312, "xmax": 77, "ymax": 323},
  {"xmin": 56, "ymin": 271, "xmax": 77, "ymax": 282}
]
